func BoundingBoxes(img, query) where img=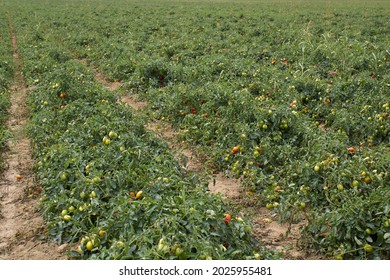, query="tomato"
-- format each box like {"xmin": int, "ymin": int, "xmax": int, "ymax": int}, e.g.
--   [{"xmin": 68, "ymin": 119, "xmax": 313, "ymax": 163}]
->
[
  {"xmin": 275, "ymin": 186, "xmax": 282, "ymax": 191},
  {"xmin": 175, "ymin": 247, "xmax": 184, "ymax": 257},
  {"xmin": 363, "ymin": 176, "xmax": 372, "ymax": 184},
  {"xmin": 265, "ymin": 203, "xmax": 273, "ymax": 210},
  {"xmin": 314, "ymin": 165, "xmax": 320, "ymax": 172},
  {"xmin": 86, "ymin": 241, "xmax": 94, "ymax": 251},
  {"xmin": 15, "ymin": 175, "xmax": 23, "ymax": 180},
  {"xmin": 68, "ymin": 206, "xmax": 75, "ymax": 213},
  {"xmin": 60, "ymin": 172, "xmax": 67, "ymax": 181},
  {"xmin": 80, "ymin": 191, "xmax": 86, "ymax": 199},
  {"xmin": 92, "ymin": 176, "xmax": 101, "ymax": 184},
  {"xmin": 335, "ymin": 254, "xmax": 343, "ymax": 260},
  {"xmin": 231, "ymin": 146, "xmax": 240, "ymax": 154},
  {"xmin": 364, "ymin": 244, "xmax": 374, "ymax": 253},
  {"xmin": 103, "ymin": 136, "xmax": 110, "ymax": 145},
  {"xmin": 135, "ymin": 191, "xmax": 143, "ymax": 199},
  {"xmin": 224, "ymin": 214, "xmax": 231, "ymax": 225},
  {"xmin": 63, "ymin": 215, "xmax": 71, "ymax": 222},
  {"xmin": 337, "ymin": 184, "xmax": 344, "ymax": 191},
  {"xmin": 348, "ymin": 147, "xmax": 355, "ymax": 153},
  {"xmin": 98, "ymin": 230, "xmax": 106, "ymax": 238},
  {"xmin": 365, "ymin": 228, "xmax": 372, "ymax": 235},
  {"xmin": 300, "ymin": 202, "xmax": 306, "ymax": 210},
  {"xmin": 108, "ymin": 131, "xmax": 118, "ymax": 139},
  {"xmin": 61, "ymin": 209, "xmax": 68, "ymax": 216},
  {"xmin": 352, "ymin": 180, "xmax": 359, "ymax": 187},
  {"xmin": 89, "ymin": 191, "xmax": 96, "ymax": 198}
]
